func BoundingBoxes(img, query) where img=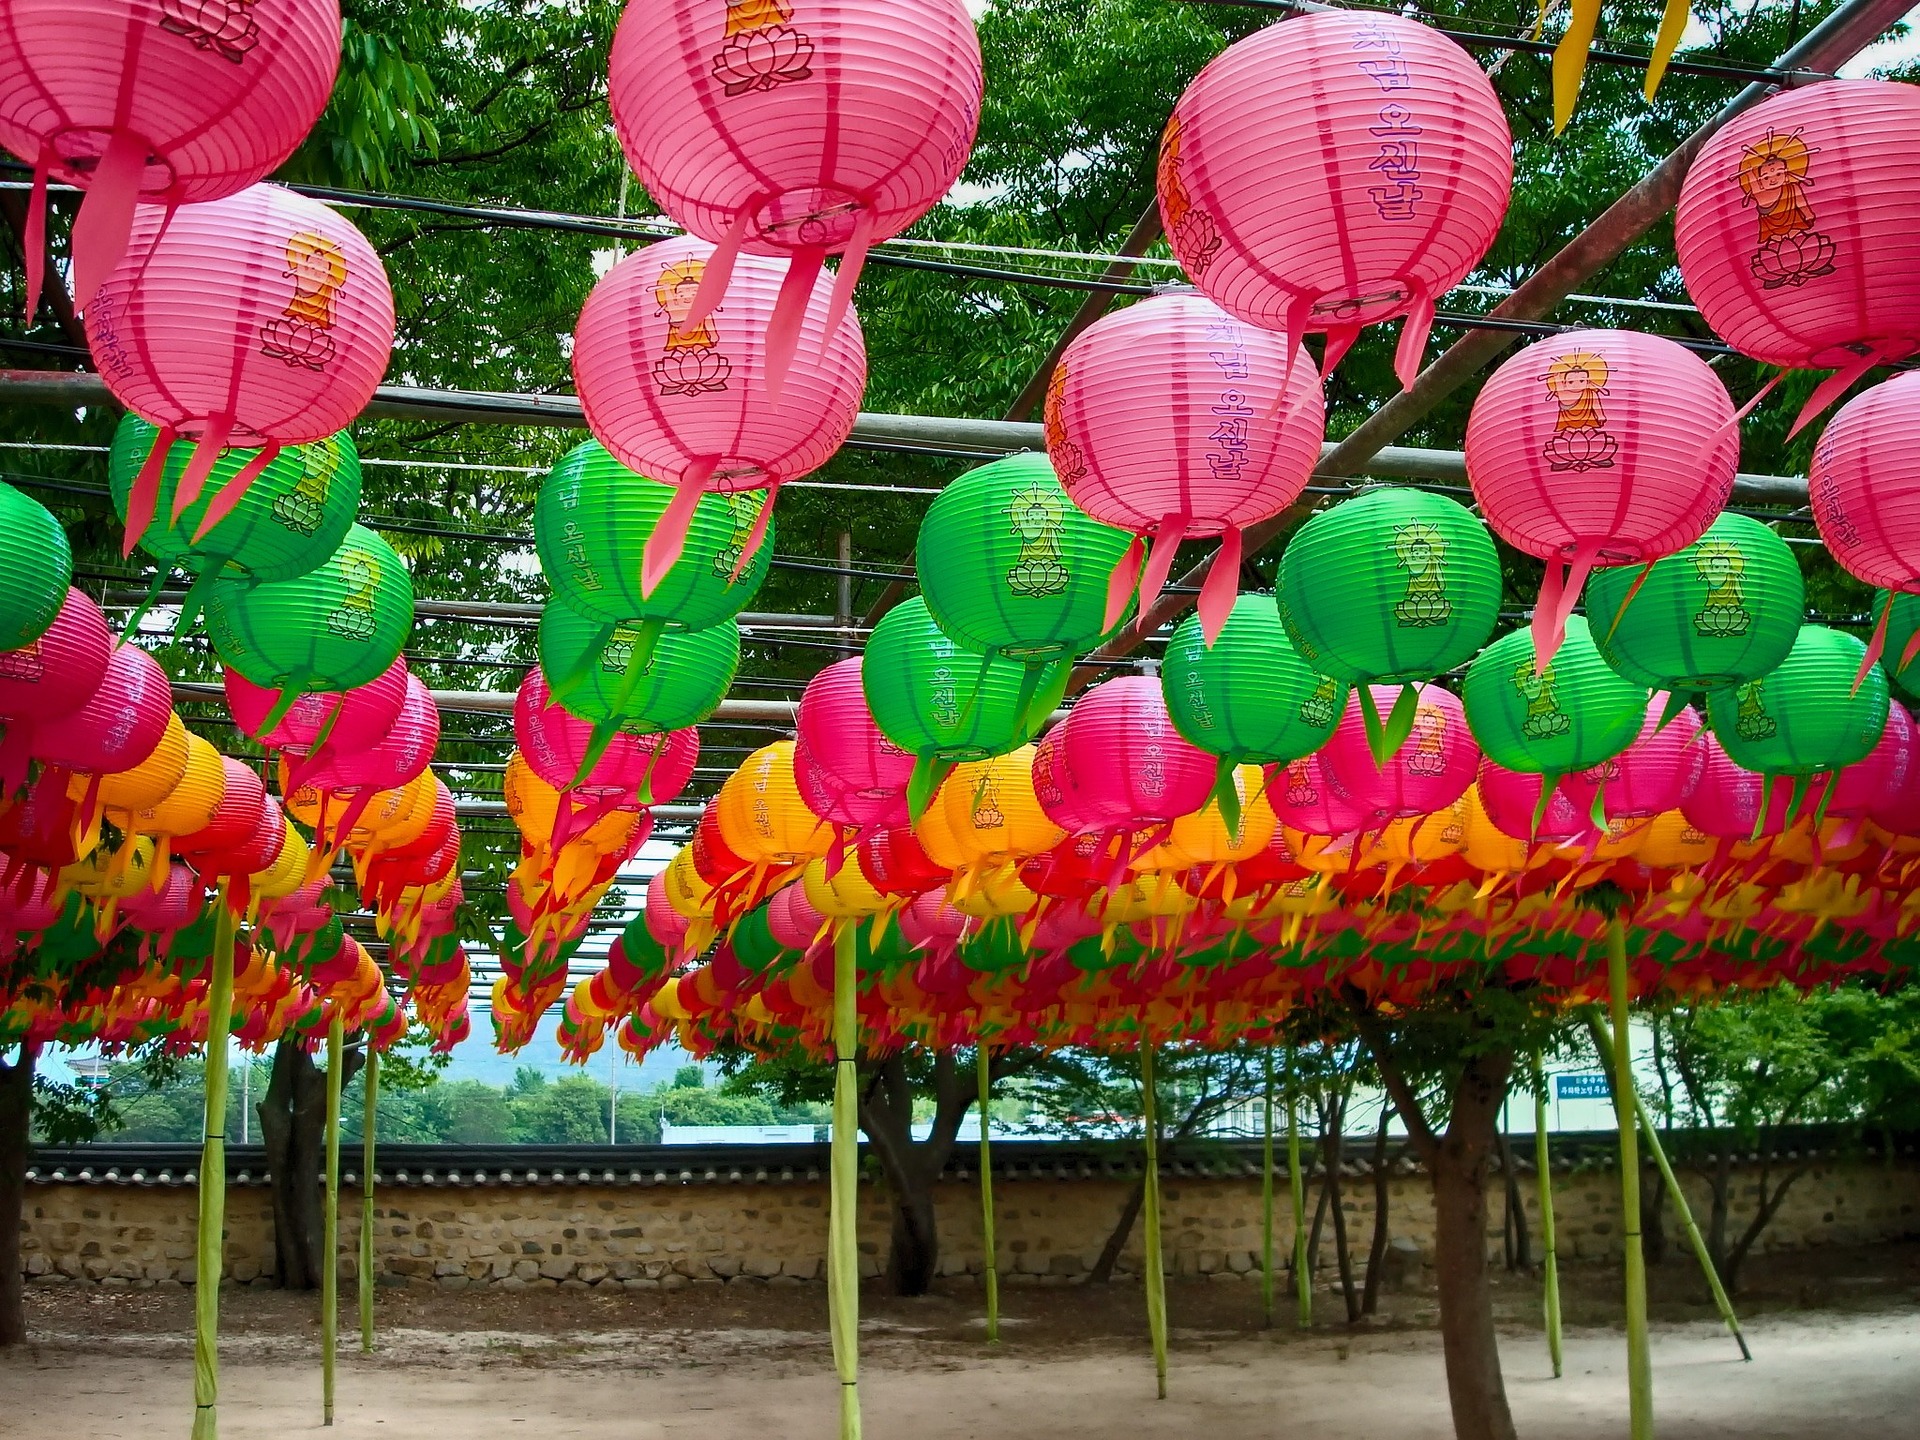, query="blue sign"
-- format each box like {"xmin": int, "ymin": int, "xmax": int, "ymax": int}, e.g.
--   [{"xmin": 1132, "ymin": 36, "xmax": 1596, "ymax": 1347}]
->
[{"xmin": 1555, "ymin": 1072, "xmax": 1612, "ymax": 1101}]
